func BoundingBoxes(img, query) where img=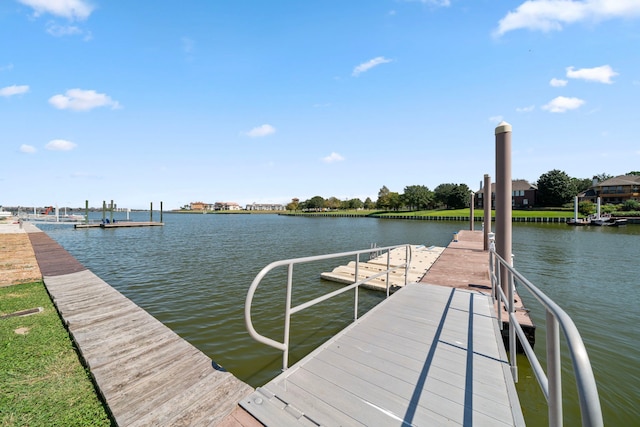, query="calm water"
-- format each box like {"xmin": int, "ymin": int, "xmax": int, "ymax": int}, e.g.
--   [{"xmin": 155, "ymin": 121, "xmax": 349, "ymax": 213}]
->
[{"xmin": 39, "ymin": 213, "xmax": 639, "ymax": 426}]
